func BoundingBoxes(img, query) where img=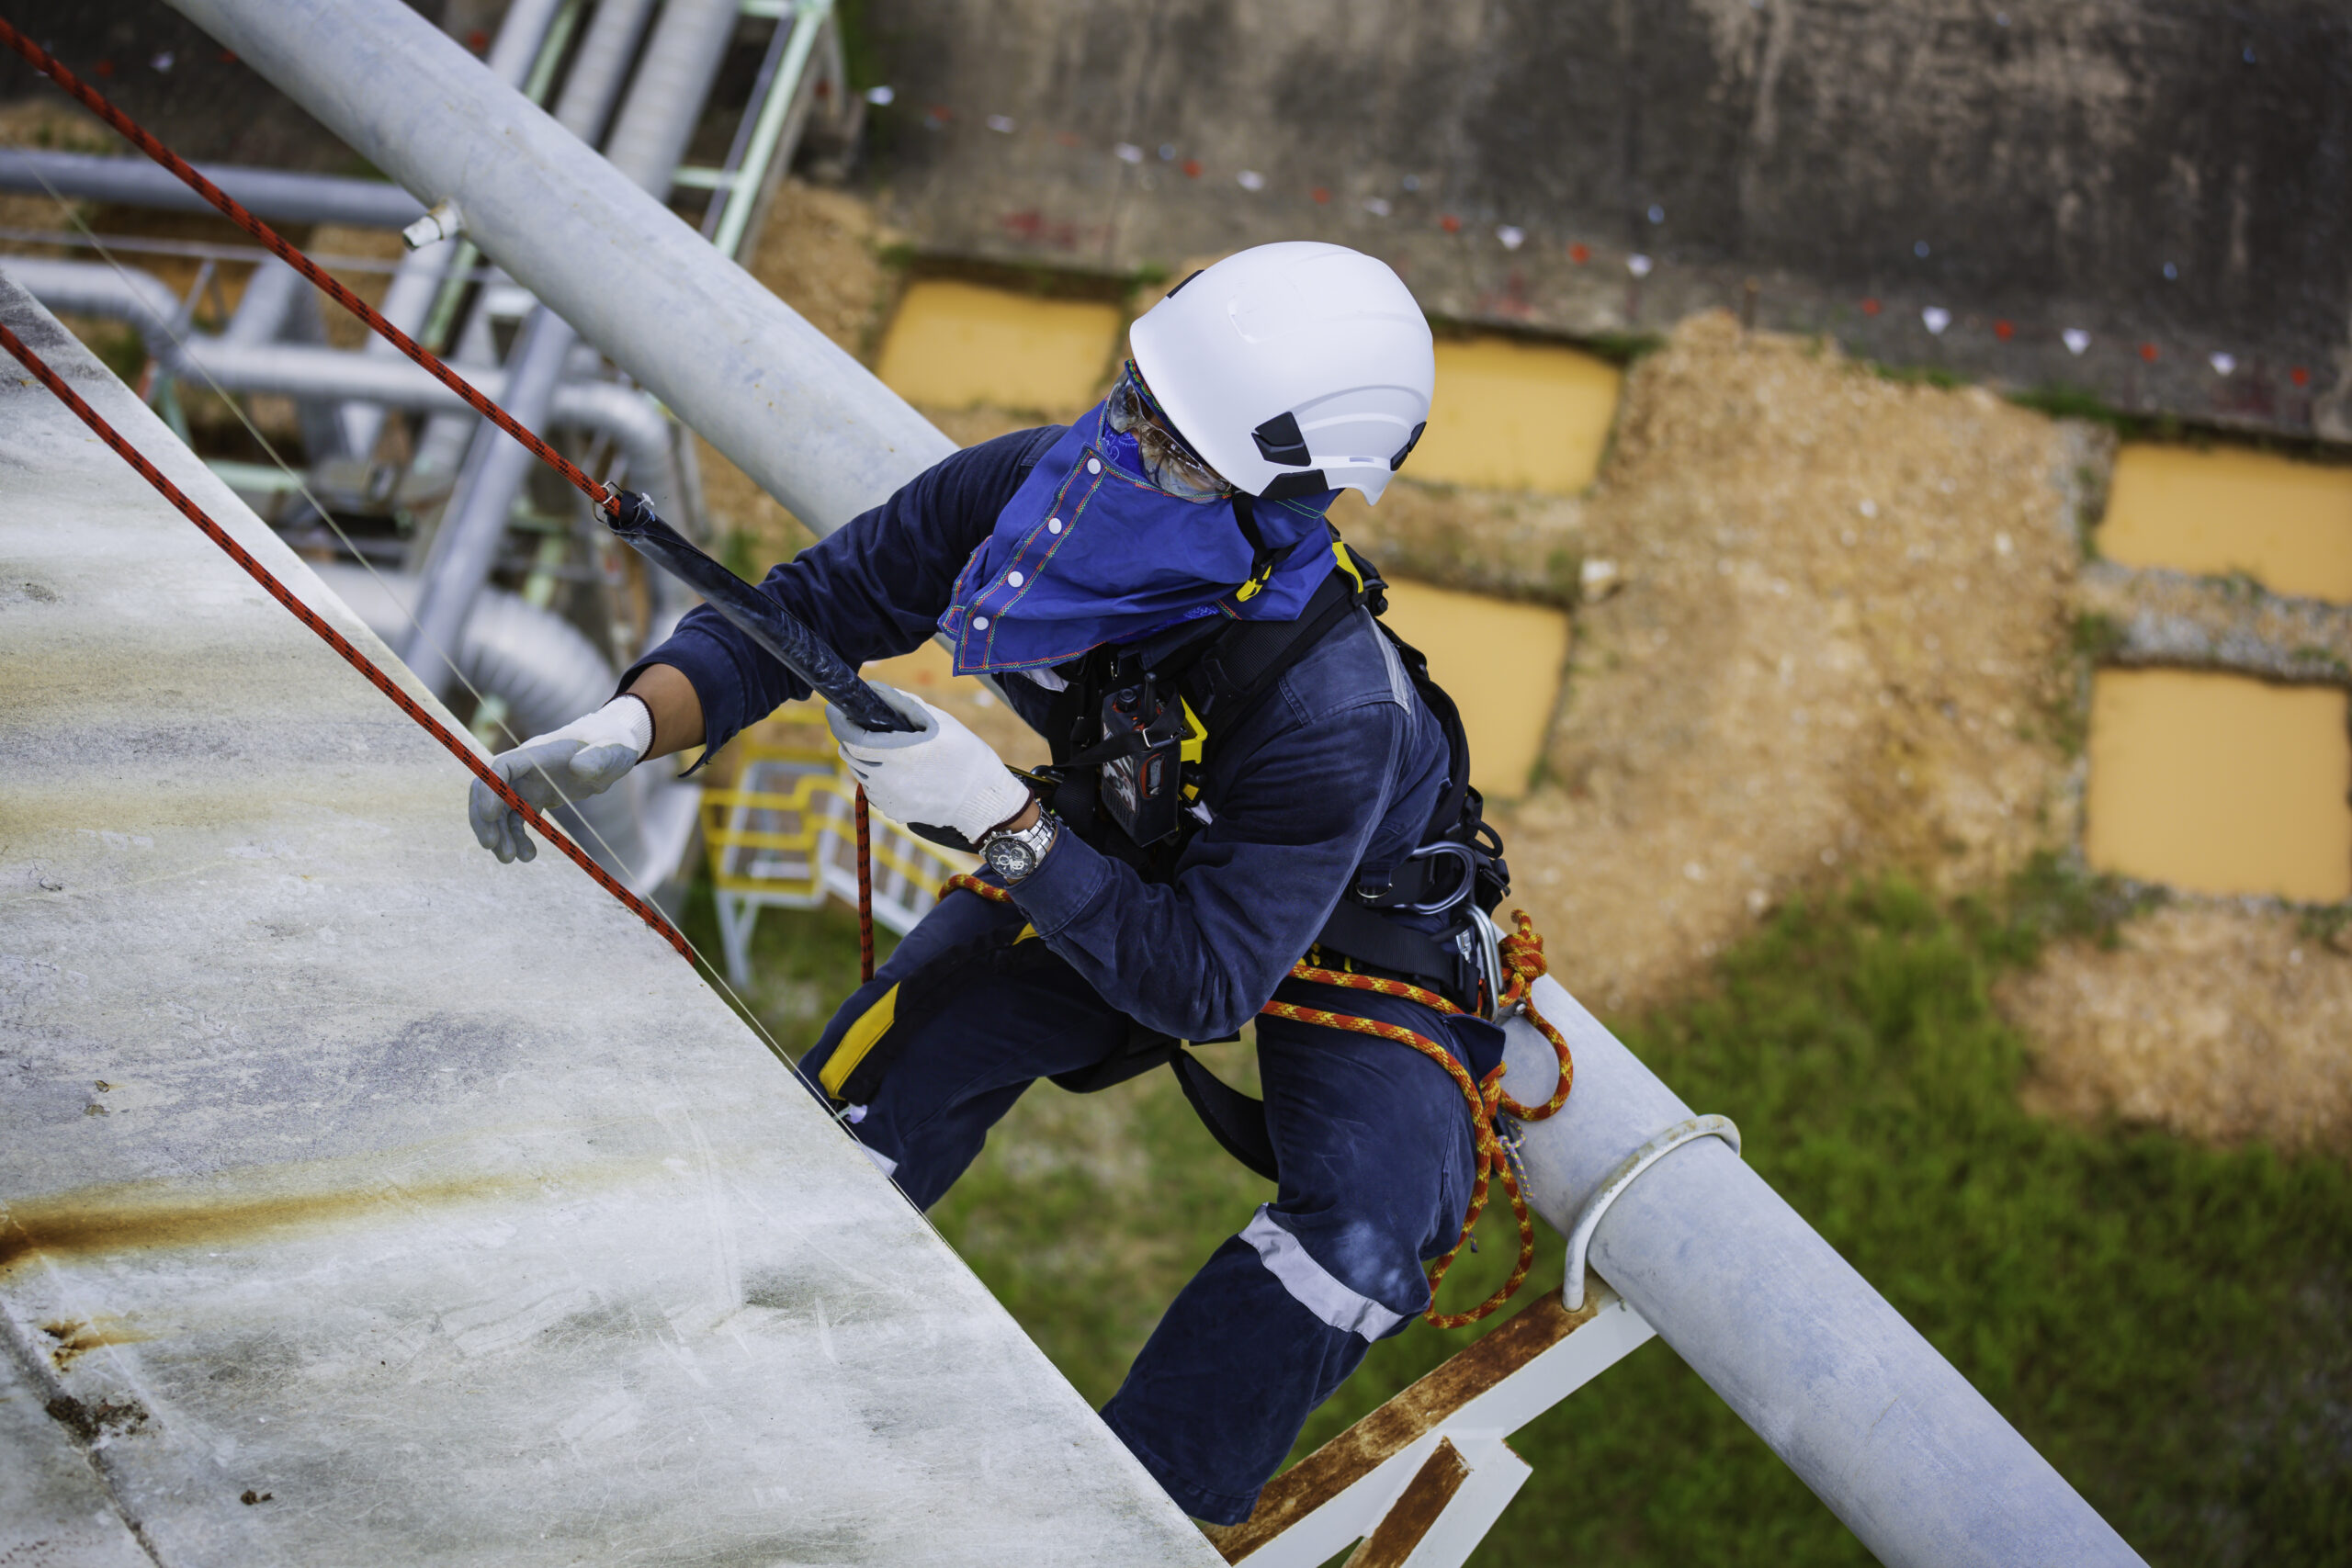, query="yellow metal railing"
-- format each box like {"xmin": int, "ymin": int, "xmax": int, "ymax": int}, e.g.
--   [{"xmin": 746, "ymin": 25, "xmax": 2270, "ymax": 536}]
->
[{"xmin": 699, "ymin": 709, "xmax": 974, "ymax": 985}]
